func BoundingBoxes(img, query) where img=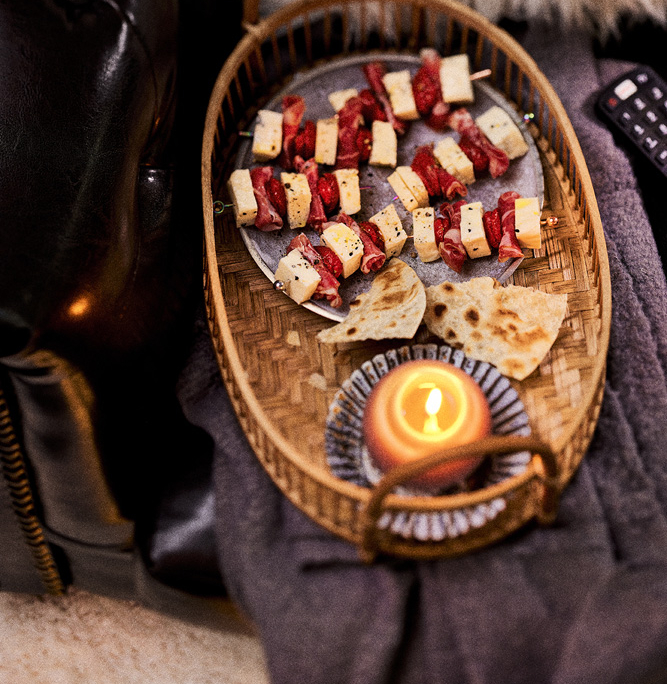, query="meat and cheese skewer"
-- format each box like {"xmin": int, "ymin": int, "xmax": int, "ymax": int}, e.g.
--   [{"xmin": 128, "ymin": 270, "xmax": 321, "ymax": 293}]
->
[
  {"xmin": 412, "ymin": 145, "xmax": 467, "ymax": 201},
  {"xmin": 286, "ymin": 233, "xmax": 343, "ymax": 307},
  {"xmin": 334, "ymin": 212, "xmax": 386, "ymax": 274},
  {"xmin": 449, "ymin": 108, "xmax": 510, "ymax": 178},
  {"xmin": 363, "ymin": 62, "xmax": 408, "ymax": 136}
]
